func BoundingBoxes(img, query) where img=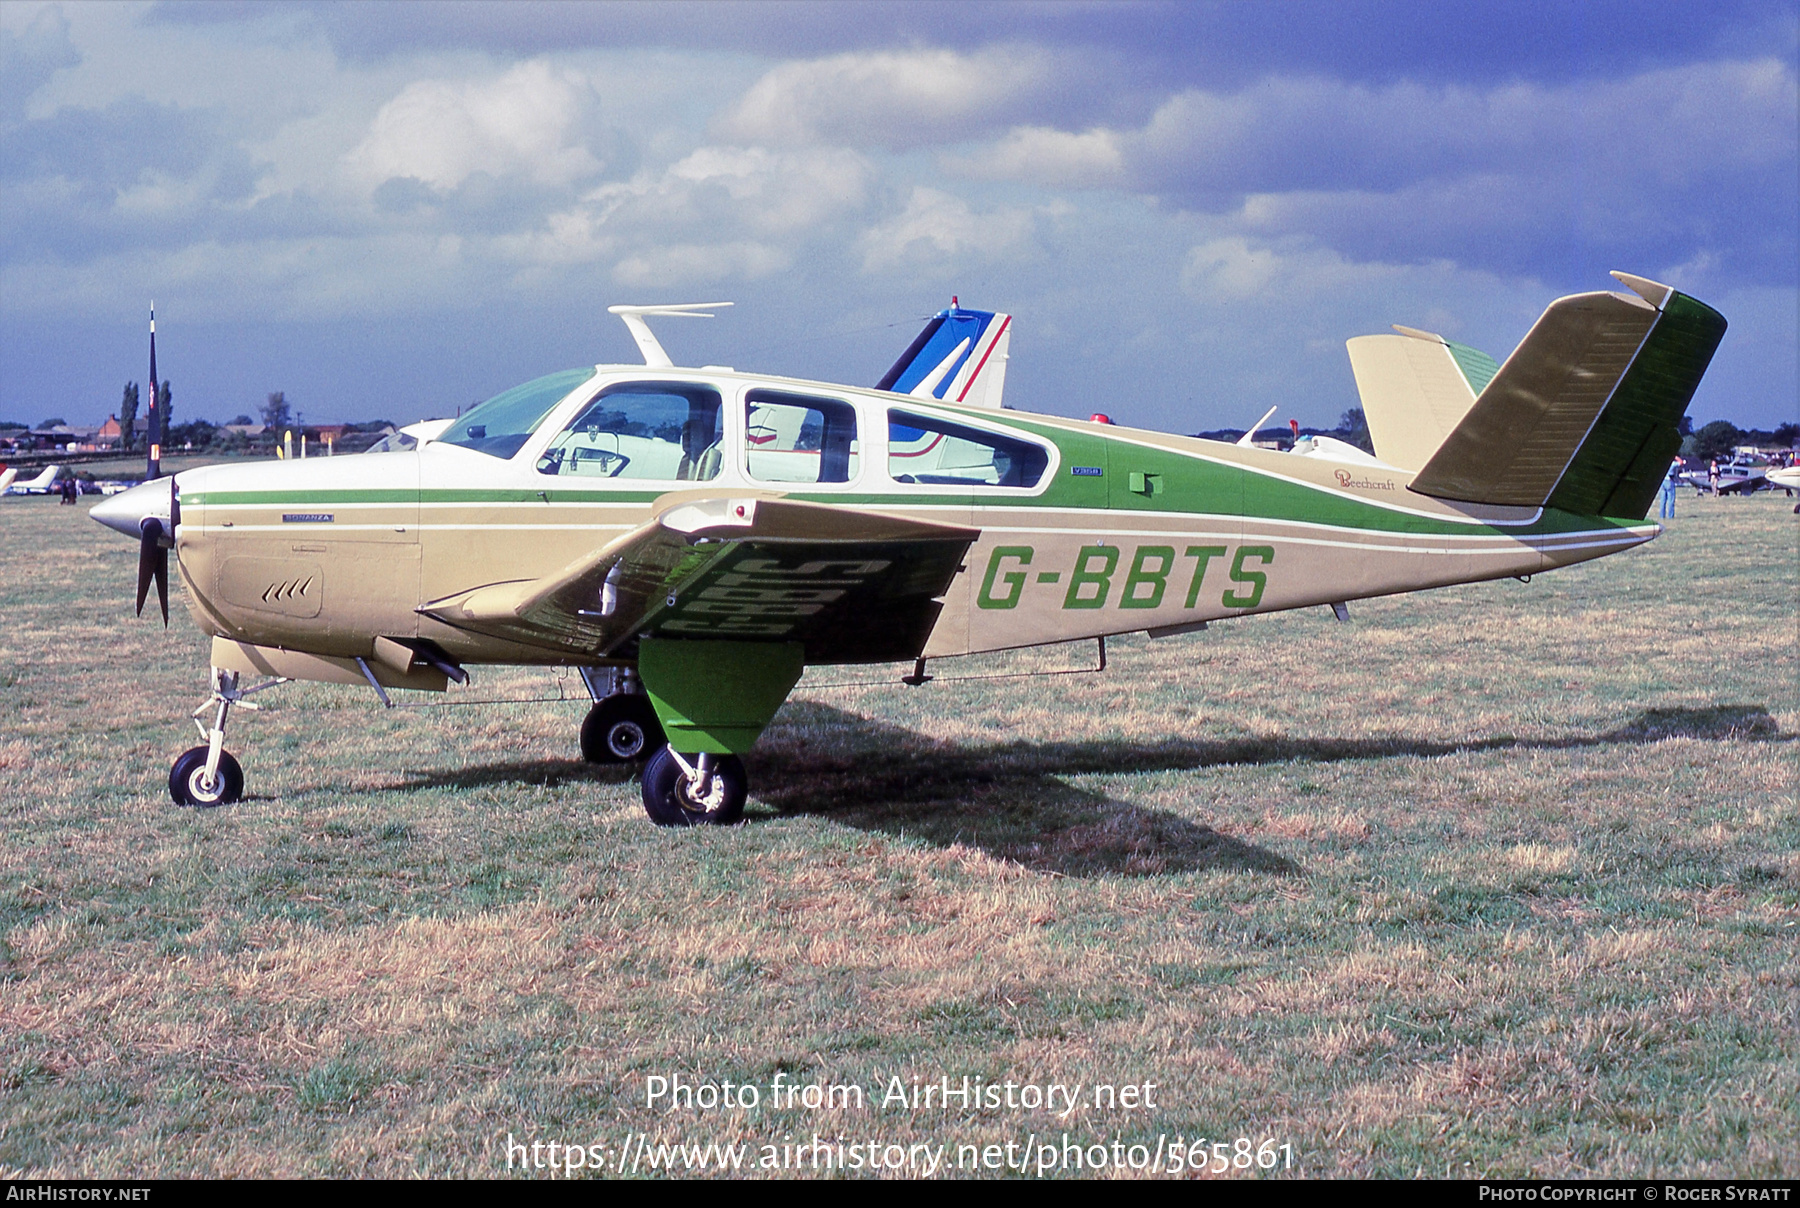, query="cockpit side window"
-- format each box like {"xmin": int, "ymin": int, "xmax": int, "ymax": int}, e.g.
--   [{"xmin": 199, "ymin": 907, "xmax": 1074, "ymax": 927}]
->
[
  {"xmin": 437, "ymin": 368, "xmax": 595, "ymax": 459},
  {"xmin": 888, "ymin": 410, "xmax": 1048, "ymax": 488},
  {"xmin": 537, "ymin": 382, "xmax": 724, "ymax": 481},
  {"xmin": 744, "ymin": 390, "xmax": 860, "ymax": 484}
]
